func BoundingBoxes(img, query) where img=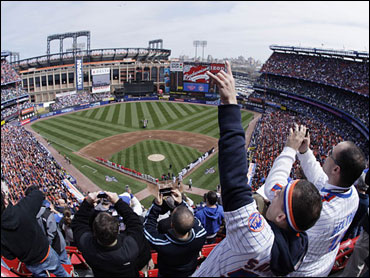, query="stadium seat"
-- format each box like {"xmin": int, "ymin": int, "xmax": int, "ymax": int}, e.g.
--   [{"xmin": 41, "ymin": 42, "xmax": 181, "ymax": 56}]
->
[
  {"xmin": 65, "ymin": 246, "xmax": 89, "ymax": 269},
  {"xmin": 1, "ymin": 265, "xmax": 20, "ymax": 277},
  {"xmin": 1, "ymin": 257, "xmax": 21, "ymax": 273},
  {"xmin": 151, "ymin": 252, "xmax": 158, "ymax": 266},
  {"xmin": 201, "ymin": 243, "xmax": 217, "ymax": 258},
  {"xmin": 1, "ymin": 257, "xmax": 32, "ymax": 277},
  {"xmin": 331, "ymin": 235, "xmax": 360, "ymax": 274},
  {"xmin": 62, "ymin": 264, "xmax": 76, "ymax": 277},
  {"xmin": 147, "ymin": 268, "xmax": 159, "ymax": 277},
  {"xmin": 215, "ymin": 232, "xmax": 225, "ymax": 243}
]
